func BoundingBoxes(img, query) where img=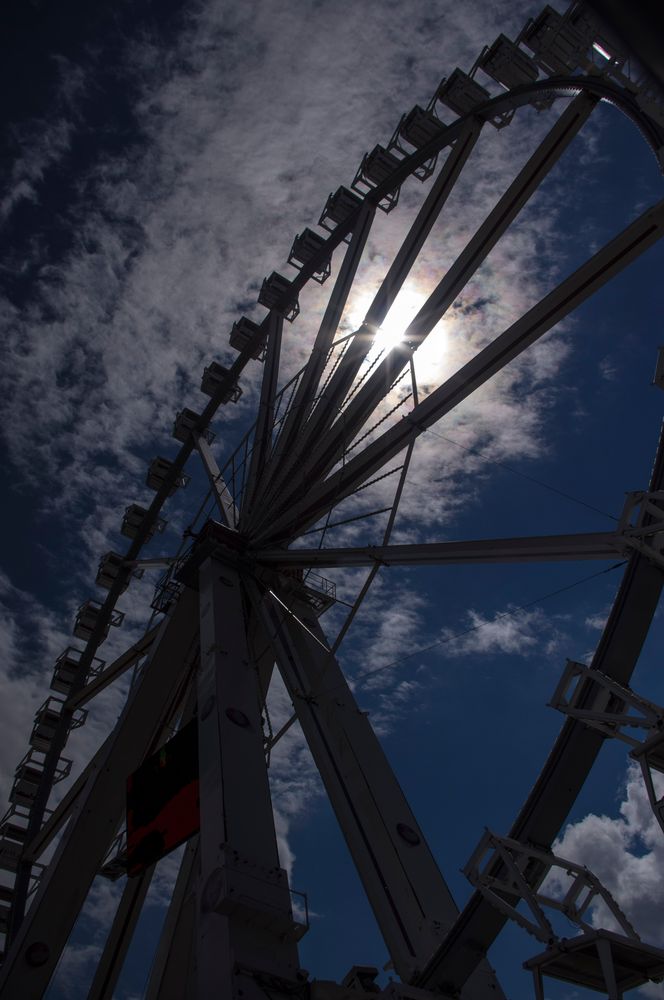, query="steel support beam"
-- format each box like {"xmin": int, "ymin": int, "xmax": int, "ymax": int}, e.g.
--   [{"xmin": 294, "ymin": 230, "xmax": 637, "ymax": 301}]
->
[
  {"xmin": 251, "ymin": 124, "xmax": 482, "ymax": 533},
  {"xmin": 87, "ymin": 864, "xmax": 155, "ymax": 1000},
  {"xmin": 22, "ymin": 741, "xmax": 106, "ymax": 864},
  {"xmin": 255, "ymin": 532, "xmax": 623, "ymax": 569},
  {"xmin": 65, "ymin": 625, "xmax": 159, "ymax": 712},
  {"xmin": 413, "ymin": 424, "xmax": 664, "ymax": 995},
  {"xmin": 193, "ymin": 432, "xmax": 238, "ymax": 528},
  {"xmin": 331, "ymin": 361, "xmax": 419, "ymax": 654},
  {"xmin": 25, "ymin": 631, "xmax": 194, "ymax": 870},
  {"xmin": 194, "ymin": 558, "xmax": 302, "ymax": 999},
  {"xmin": 260, "ymin": 94, "xmax": 598, "ymax": 525},
  {"xmin": 258, "ymin": 197, "xmax": 664, "ymax": 544},
  {"xmin": 246, "ymin": 579, "xmax": 504, "ymax": 998},
  {"xmin": 364, "ymin": 122, "xmax": 484, "ymax": 331},
  {"xmin": 145, "ymin": 839, "xmax": 199, "ymax": 1000},
  {"xmin": 0, "ymin": 590, "xmax": 199, "ymax": 998},
  {"xmin": 247, "ymin": 204, "xmax": 376, "ymax": 524}
]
